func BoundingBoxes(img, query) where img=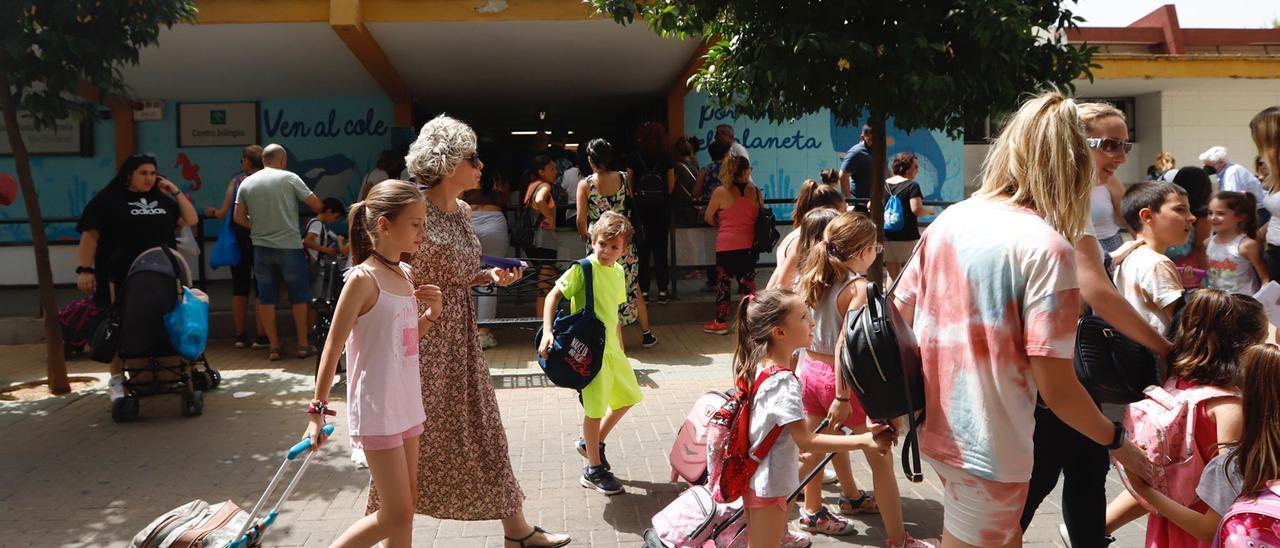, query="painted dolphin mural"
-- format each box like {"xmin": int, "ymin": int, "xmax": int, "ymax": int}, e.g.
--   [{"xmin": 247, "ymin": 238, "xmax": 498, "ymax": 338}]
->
[
  {"xmin": 830, "ymin": 114, "xmax": 951, "ymax": 202},
  {"xmin": 287, "ymin": 150, "xmax": 358, "ymax": 205}
]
